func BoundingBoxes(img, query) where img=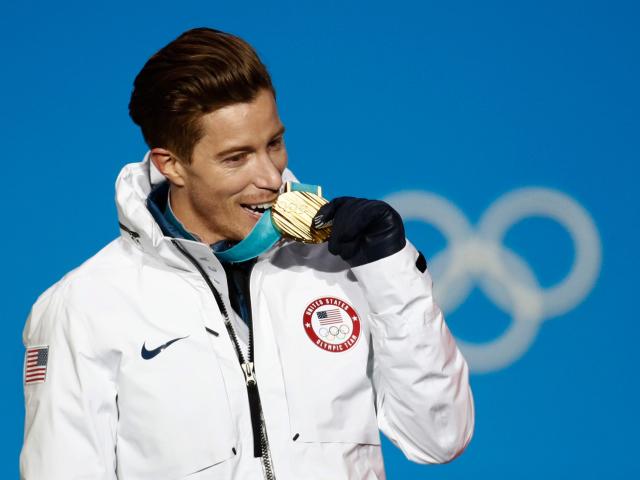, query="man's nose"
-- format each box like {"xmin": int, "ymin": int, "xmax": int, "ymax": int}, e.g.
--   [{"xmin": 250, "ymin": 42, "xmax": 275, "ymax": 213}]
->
[{"xmin": 254, "ymin": 151, "xmax": 283, "ymax": 191}]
